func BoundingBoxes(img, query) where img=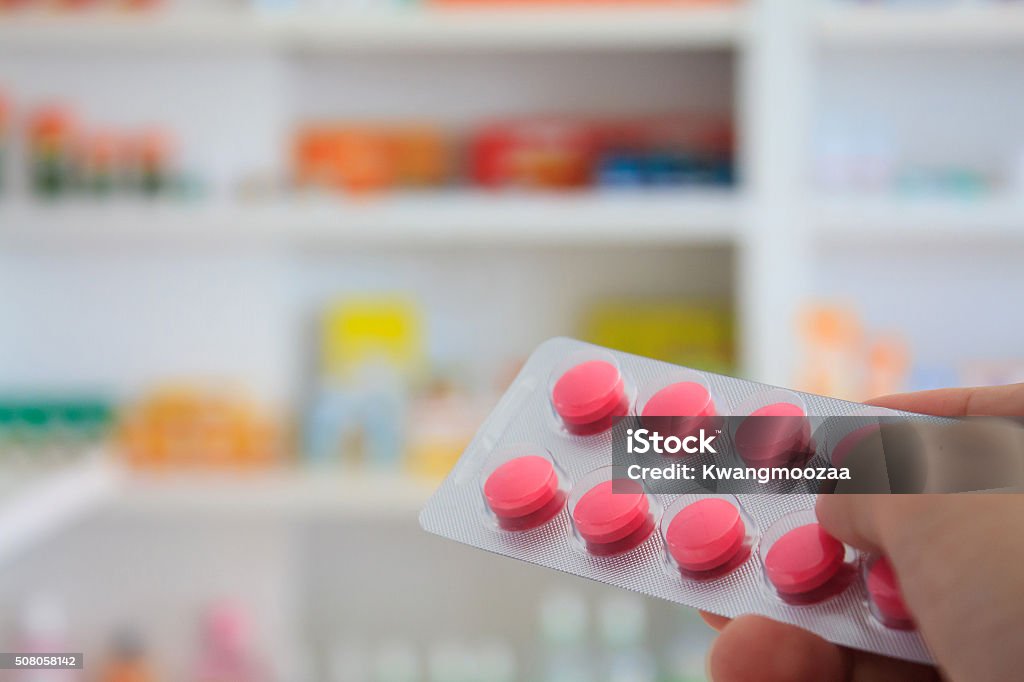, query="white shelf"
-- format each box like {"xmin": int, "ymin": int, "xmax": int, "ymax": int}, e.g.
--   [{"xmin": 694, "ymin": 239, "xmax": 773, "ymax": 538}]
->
[
  {"xmin": 0, "ymin": 461, "xmax": 435, "ymax": 563},
  {"xmin": 0, "ymin": 6, "xmax": 745, "ymax": 52},
  {"xmin": 814, "ymin": 195, "xmax": 1024, "ymax": 242},
  {"xmin": 816, "ymin": 4, "xmax": 1024, "ymax": 47},
  {"xmin": 0, "ymin": 191, "xmax": 739, "ymax": 248},
  {"xmin": 113, "ymin": 470, "xmax": 436, "ymax": 519},
  {"xmin": 0, "ymin": 458, "xmax": 122, "ymax": 566}
]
